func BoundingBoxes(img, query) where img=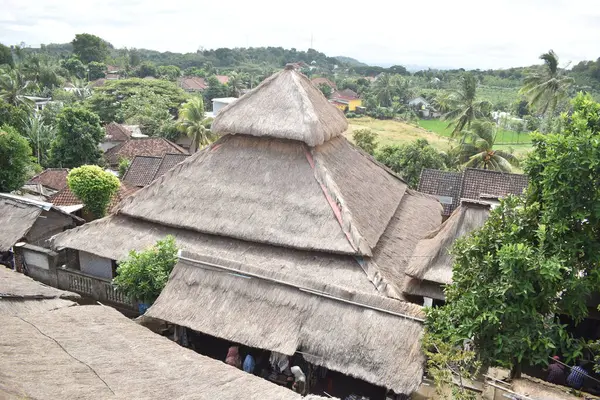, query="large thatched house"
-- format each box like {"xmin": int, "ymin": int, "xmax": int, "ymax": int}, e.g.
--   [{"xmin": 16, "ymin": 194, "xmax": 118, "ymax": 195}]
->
[
  {"xmin": 51, "ymin": 65, "xmax": 443, "ymax": 396},
  {"xmin": 404, "ymin": 200, "xmax": 491, "ymax": 302}
]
